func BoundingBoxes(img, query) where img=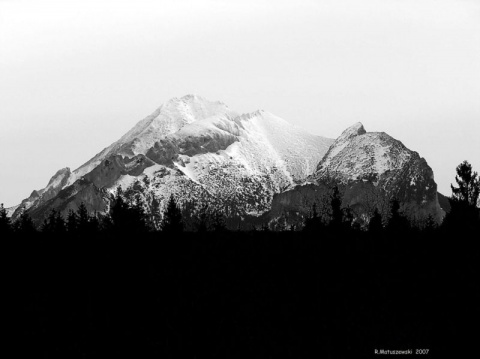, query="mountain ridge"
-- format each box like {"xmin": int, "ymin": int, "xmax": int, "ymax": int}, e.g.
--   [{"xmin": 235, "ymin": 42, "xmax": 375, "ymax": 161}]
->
[{"xmin": 10, "ymin": 95, "xmax": 333, "ymax": 223}]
